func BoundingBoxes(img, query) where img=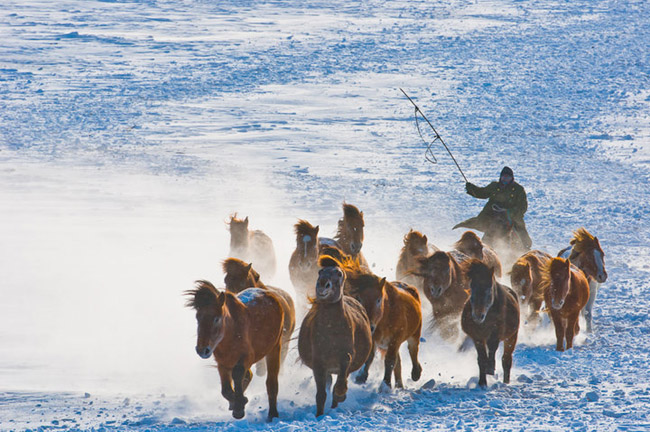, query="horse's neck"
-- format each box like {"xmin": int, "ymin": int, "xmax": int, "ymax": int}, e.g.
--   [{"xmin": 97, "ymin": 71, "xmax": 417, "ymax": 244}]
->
[{"xmin": 231, "ymin": 232, "xmax": 249, "ymax": 252}]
